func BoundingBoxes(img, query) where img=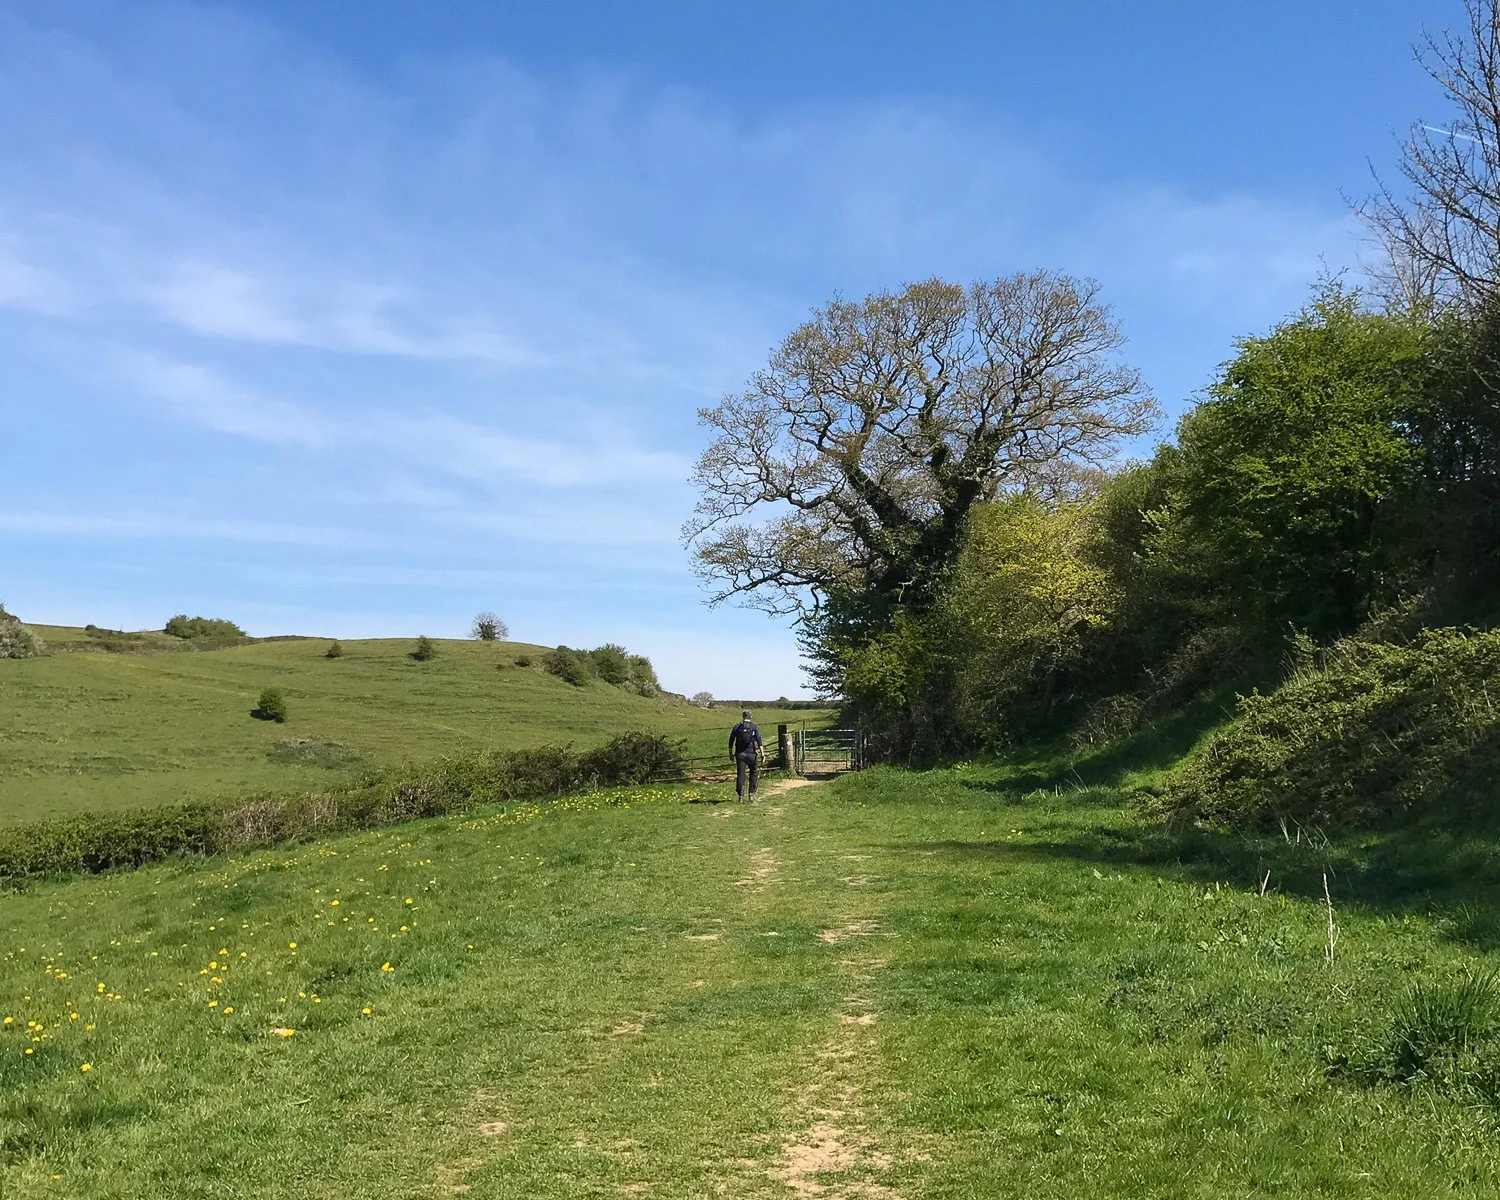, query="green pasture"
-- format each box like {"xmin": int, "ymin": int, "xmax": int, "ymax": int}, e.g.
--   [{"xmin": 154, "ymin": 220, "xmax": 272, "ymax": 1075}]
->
[
  {"xmin": 3, "ymin": 763, "xmax": 1500, "ymax": 1196},
  {"xmin": 0, "ymin": 628, "xmax": 830, "ymax": 824}
]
